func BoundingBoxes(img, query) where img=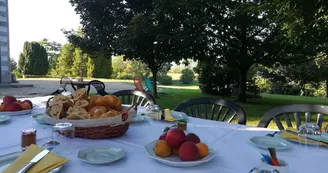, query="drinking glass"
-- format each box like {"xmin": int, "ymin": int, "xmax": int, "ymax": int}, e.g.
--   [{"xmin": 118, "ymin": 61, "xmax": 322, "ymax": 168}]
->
[
  {"xmin": 52, "ymin": 122, "xmax": 75, "ymax": 155},
  {"xmin": 298, "ymin": 123, "xmax": 322, "ymax": 150}
]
